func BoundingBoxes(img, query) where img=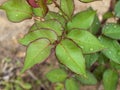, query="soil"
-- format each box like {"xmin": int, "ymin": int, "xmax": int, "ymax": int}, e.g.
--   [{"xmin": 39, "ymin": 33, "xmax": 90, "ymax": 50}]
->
[{"xmin": 0, "ymin": 0, "xmax": 120, "ymax": 90}]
